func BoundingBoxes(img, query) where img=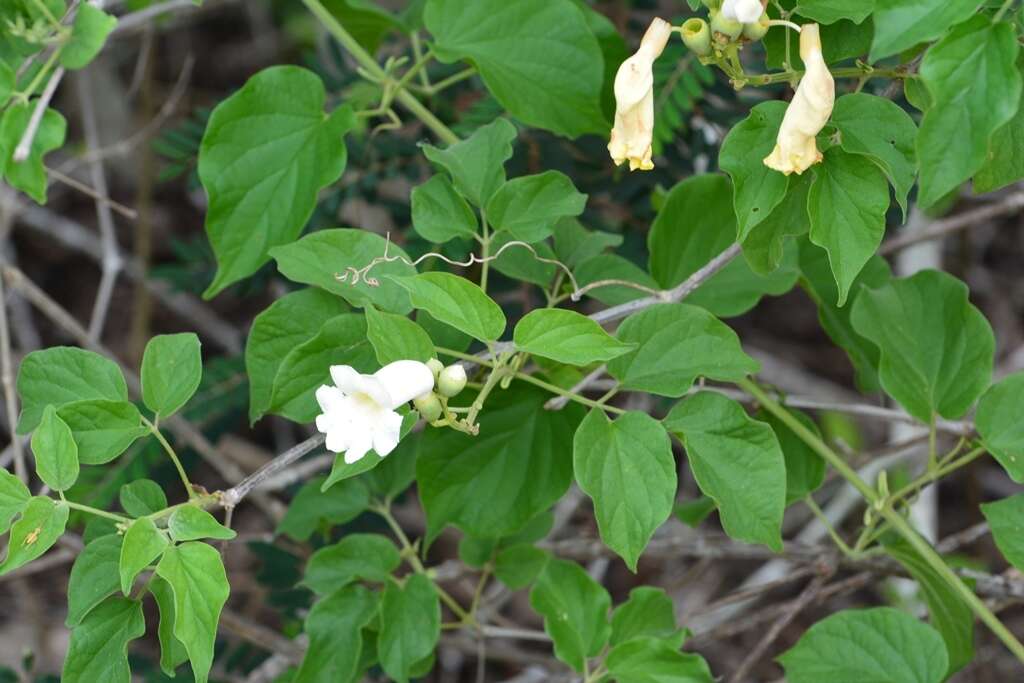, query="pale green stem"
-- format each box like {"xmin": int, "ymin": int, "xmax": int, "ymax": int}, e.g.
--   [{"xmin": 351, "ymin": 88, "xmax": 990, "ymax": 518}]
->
[{"xmin": 141, "ymin": 416, "xmax": 194, "ymax": 498}]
